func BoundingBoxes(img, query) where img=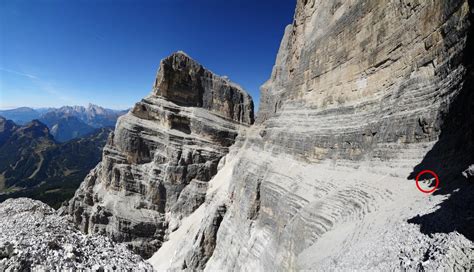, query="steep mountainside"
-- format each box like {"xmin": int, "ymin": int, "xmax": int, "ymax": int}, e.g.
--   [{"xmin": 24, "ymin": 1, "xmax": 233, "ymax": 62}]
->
[
  {"xmin": 0, "ymin": 118, "xmax": 112, "ymax": 208},
  {"xmin": 40, "ymin": 114, "xmax": 96, "ymax": 142},
  {"xmin": 0, "ymin": 117, "xmax": 18, "ymax": 146},
  {"xmin": 147, "ymin": 0, "xmax": 474, "ymax": 270},
  {"xmin": 68, "ymin": 52, "xmax": 254, "ymax": 258},
  {"xmin": 0, "ymin": 118, "xmax": 56, "ymax": 190}
]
